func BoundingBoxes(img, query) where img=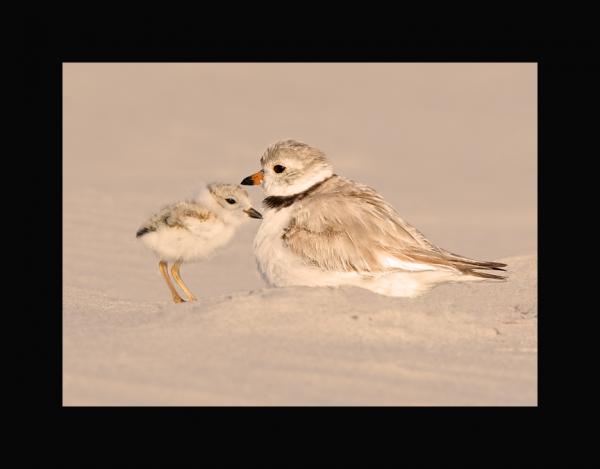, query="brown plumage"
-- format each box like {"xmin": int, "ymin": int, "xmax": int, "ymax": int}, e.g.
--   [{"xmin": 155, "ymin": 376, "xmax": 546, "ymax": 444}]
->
[{"xmin": 280, "ymin": 174, "xmax": 506, "ymax": 279}]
